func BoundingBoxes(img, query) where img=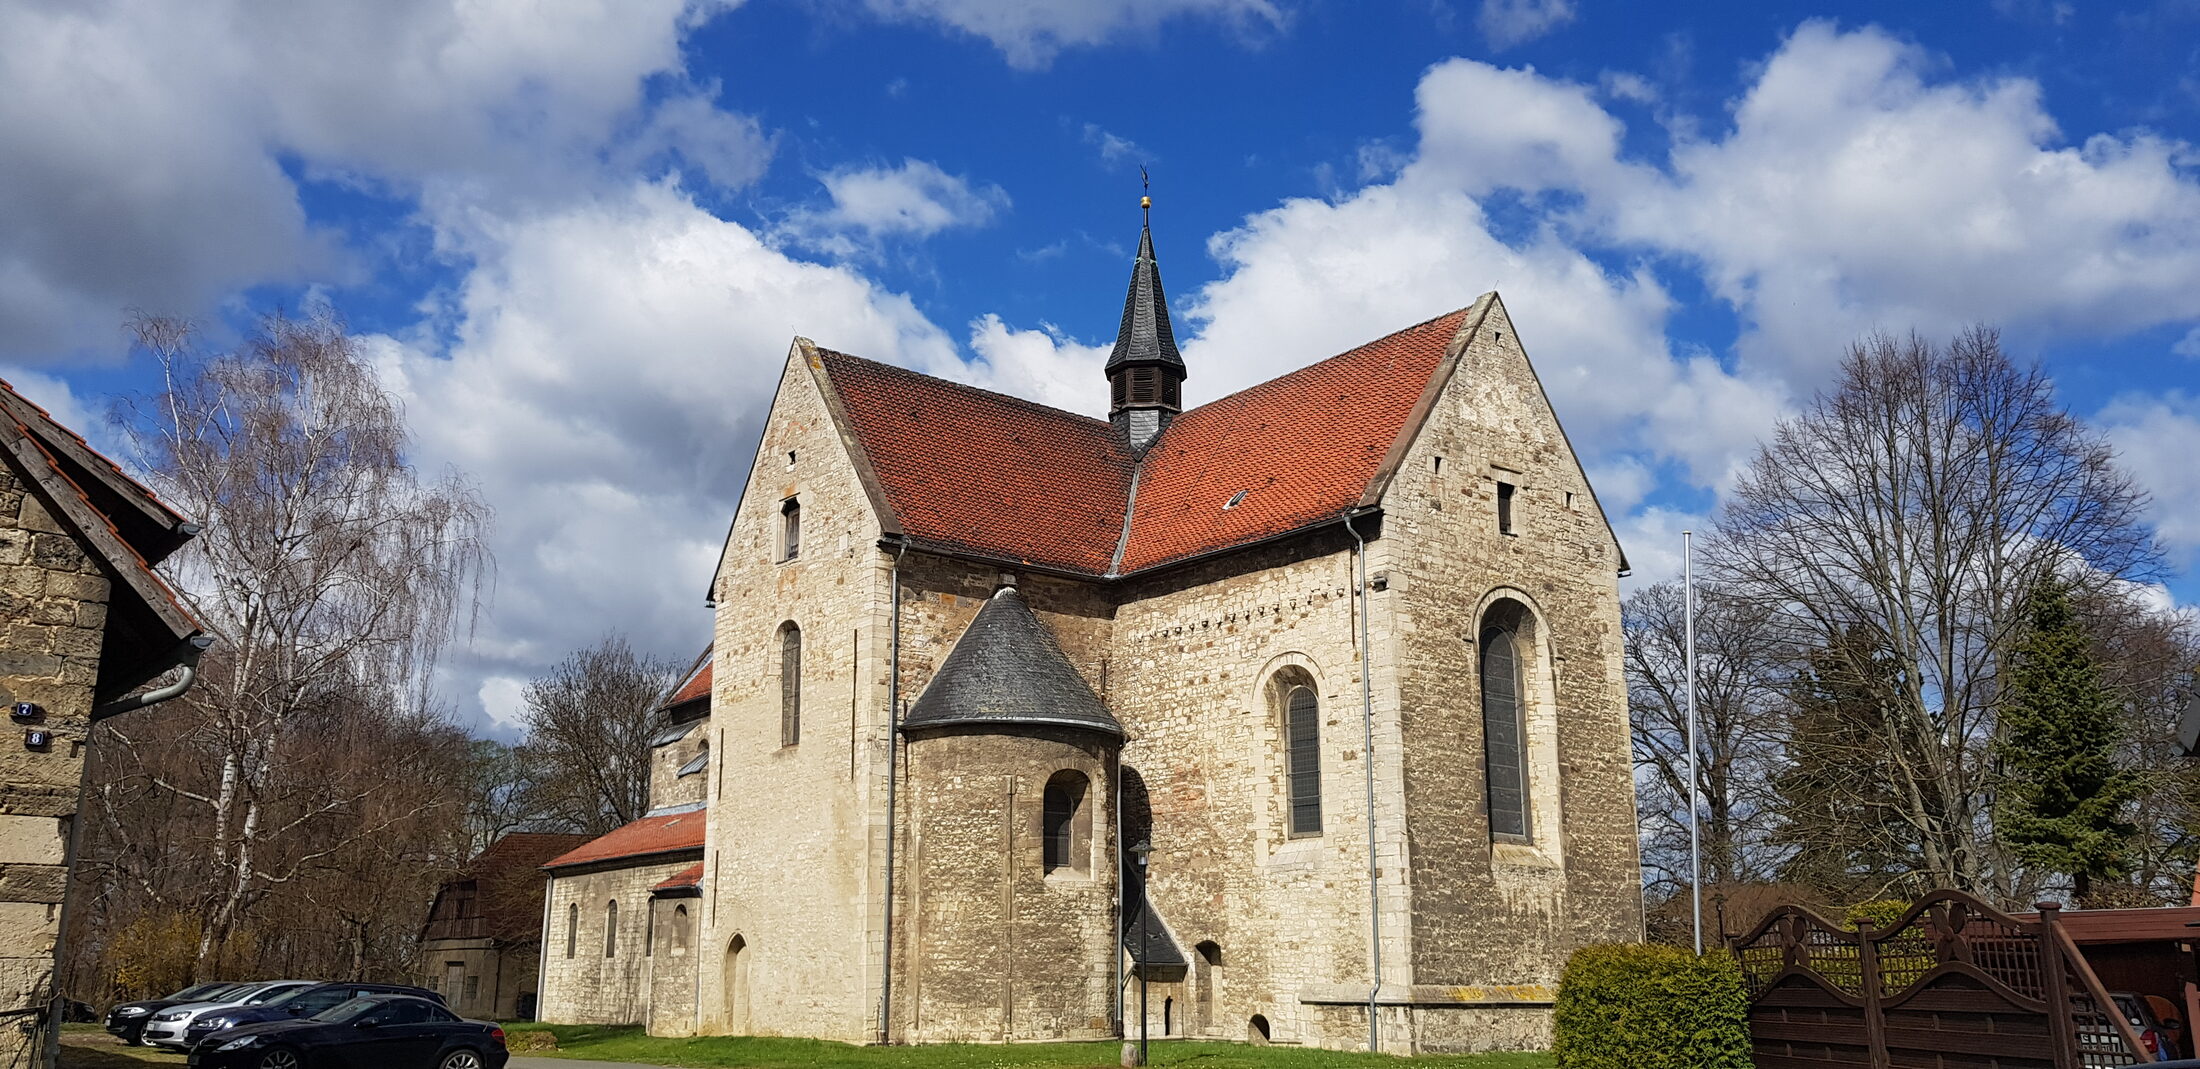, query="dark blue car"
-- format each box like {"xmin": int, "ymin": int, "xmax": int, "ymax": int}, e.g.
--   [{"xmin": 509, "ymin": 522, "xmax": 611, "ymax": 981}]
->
[
  {"xmin": 187, "ymin": 994, "xmax": 505, "ymax": 1069},
  {"xmin": 182, "ymin": 981, "xmax": 444, "ymax": 1051}
]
